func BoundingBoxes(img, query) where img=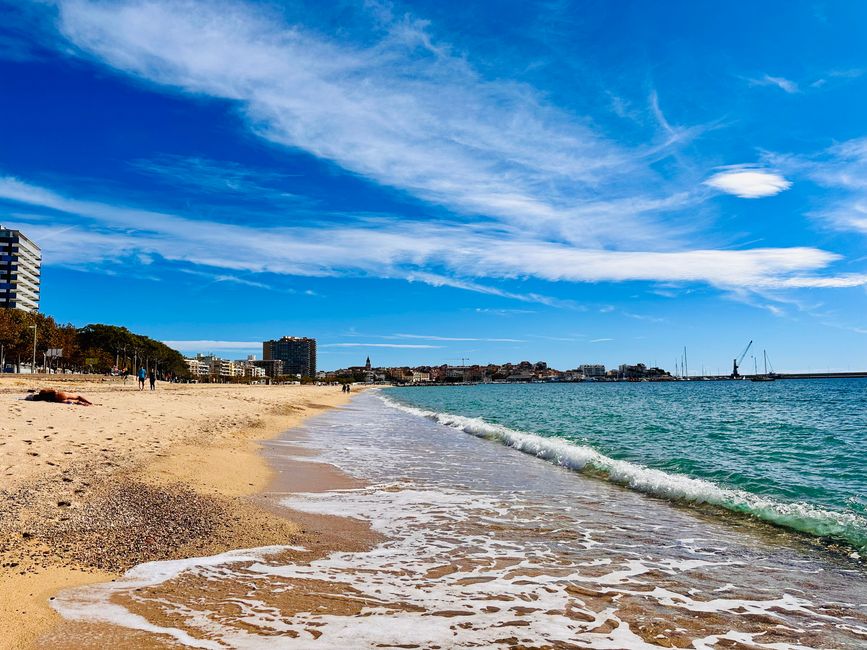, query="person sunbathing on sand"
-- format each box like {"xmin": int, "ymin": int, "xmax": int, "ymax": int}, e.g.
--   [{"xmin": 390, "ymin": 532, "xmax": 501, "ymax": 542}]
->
[{"xmin": 24, "ymin": 389, "xmax": 93, "ymax": 406}]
